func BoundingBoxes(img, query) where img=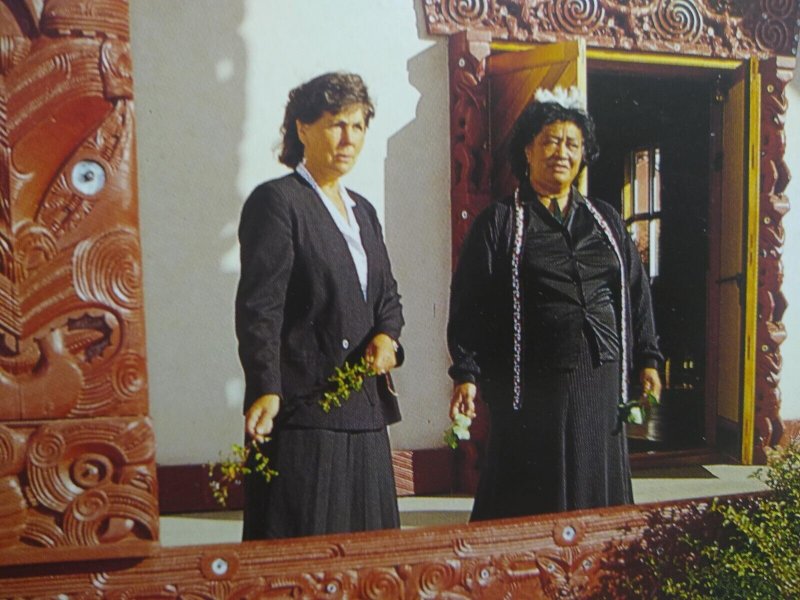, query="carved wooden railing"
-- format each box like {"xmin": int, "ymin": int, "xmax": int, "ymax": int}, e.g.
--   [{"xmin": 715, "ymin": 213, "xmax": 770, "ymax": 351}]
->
[{"xmin": 1, "ymin": 493, "xmax": 735, "ymax": 598}]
